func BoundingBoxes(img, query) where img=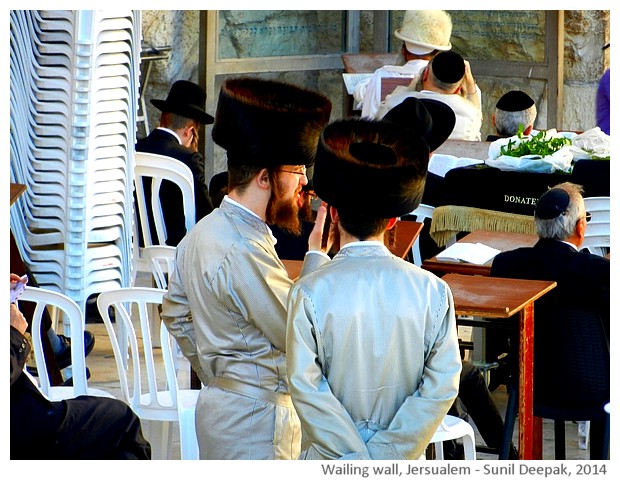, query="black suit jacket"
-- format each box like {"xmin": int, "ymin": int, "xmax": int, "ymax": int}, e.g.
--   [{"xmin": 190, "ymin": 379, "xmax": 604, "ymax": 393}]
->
[
  {"xmin": 490, "ymin": 238, "xmax": 610, "ymax": 339},
  {"xmin": 136, "ymin": 129, "xmax": 213, "ymax": 246},
  {"xmin": 10, "ymin": 327, "xmax": 65, "ymax": 454}
]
